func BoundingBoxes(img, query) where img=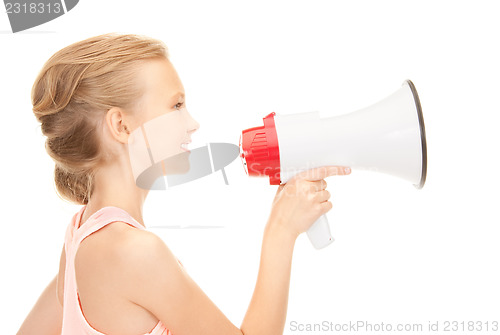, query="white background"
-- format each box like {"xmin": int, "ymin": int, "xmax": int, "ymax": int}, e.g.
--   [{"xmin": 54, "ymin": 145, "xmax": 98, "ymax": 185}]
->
[{"xmin": 1, "ymin": 0, "xmax": 499, "ymax": 334}]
